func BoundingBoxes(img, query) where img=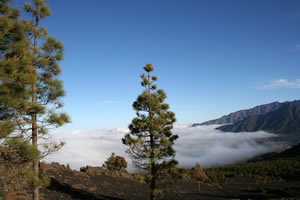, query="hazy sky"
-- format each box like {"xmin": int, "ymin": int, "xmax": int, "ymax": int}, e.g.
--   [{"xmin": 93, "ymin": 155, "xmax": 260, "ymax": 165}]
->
[{"xmin": 15, "ymin": 0, "xmax": 300, "ymax": 130}]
